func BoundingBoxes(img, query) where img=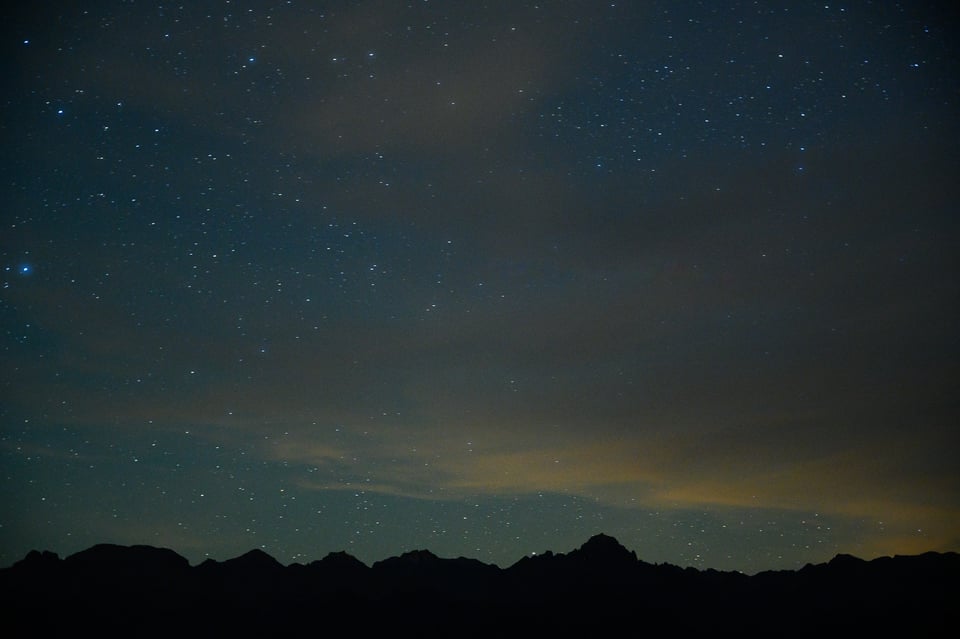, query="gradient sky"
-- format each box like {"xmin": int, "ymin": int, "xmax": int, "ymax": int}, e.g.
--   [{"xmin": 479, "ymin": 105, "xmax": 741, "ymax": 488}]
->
[{"xmin": 2, "ymin": 1, "xmax": 958, "ymax": 574}]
